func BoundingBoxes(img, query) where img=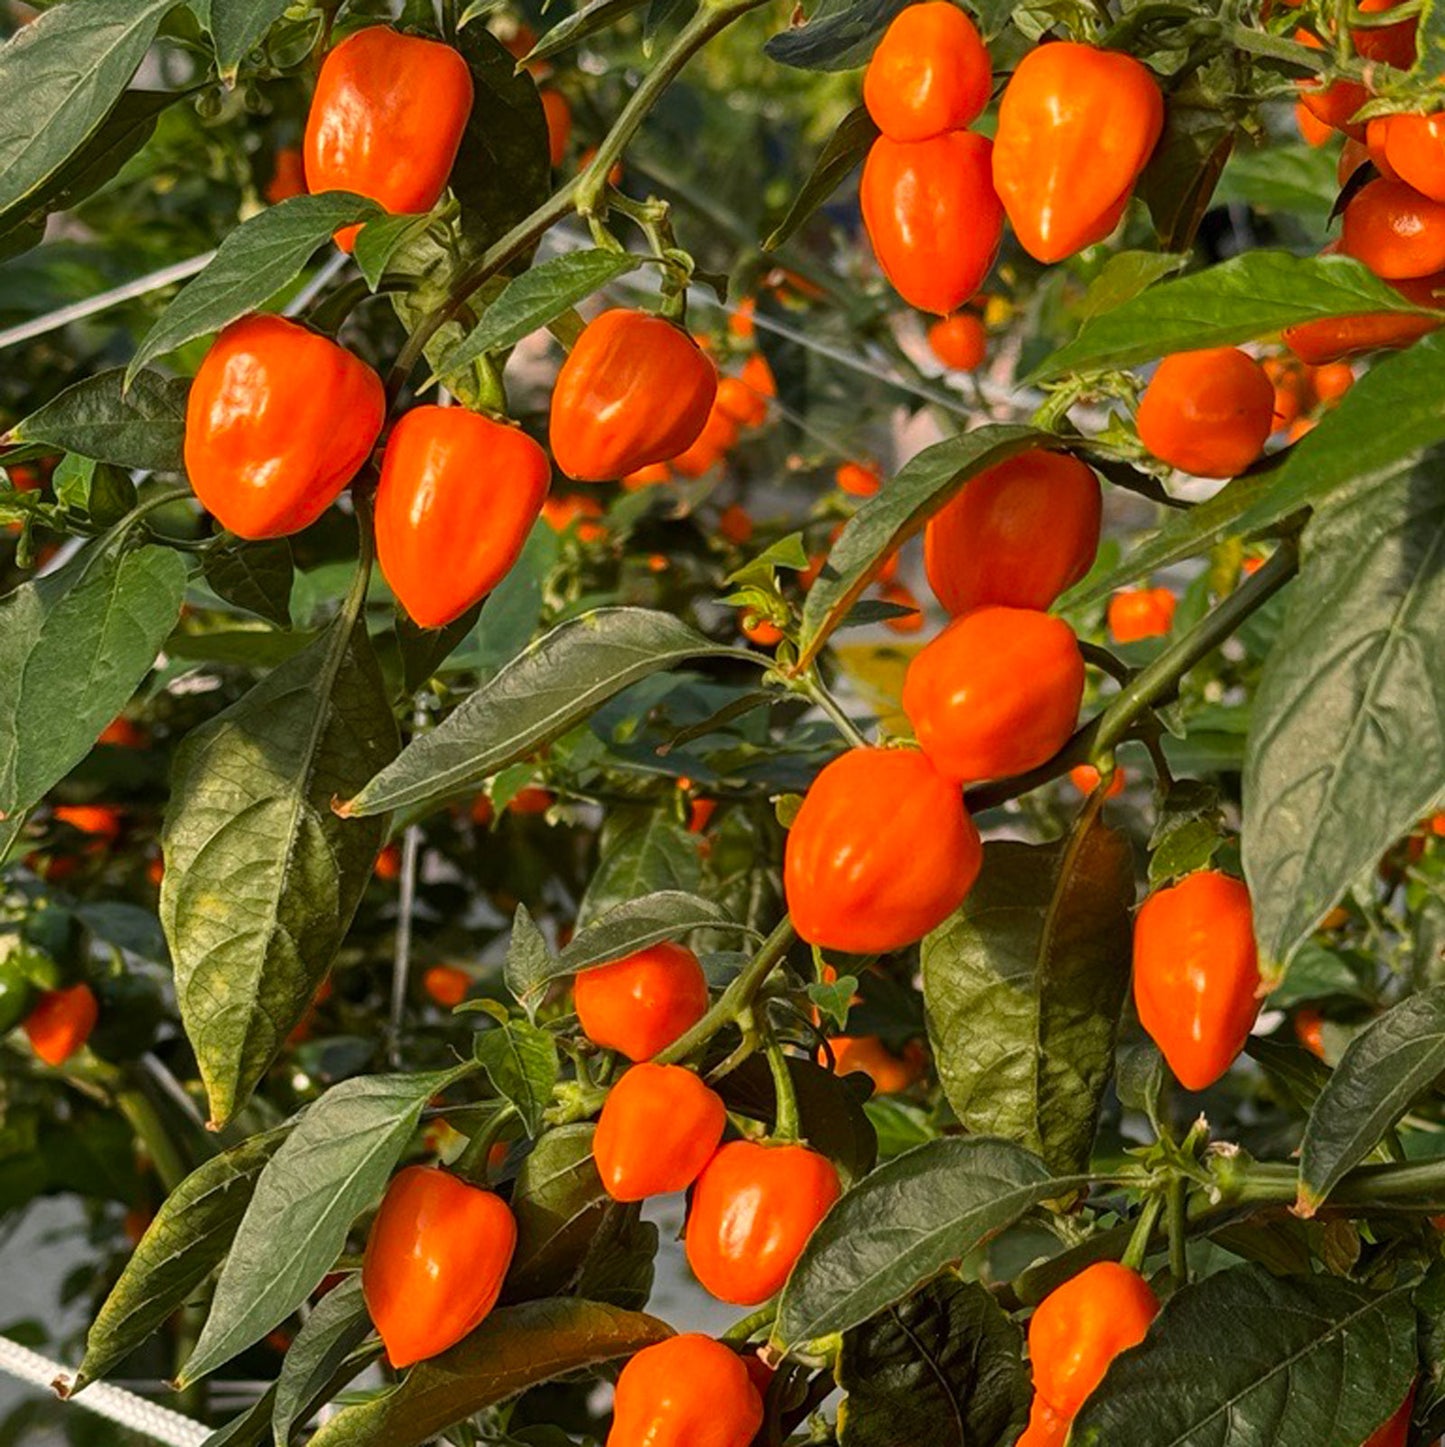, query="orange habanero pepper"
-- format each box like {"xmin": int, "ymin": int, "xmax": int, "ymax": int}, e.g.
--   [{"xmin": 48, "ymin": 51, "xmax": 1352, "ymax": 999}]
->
[
  {"xmin": 573, "ymin": 941, "xmax": 710, "ymax": 1060},
  {"xmin": 1017, "ymin": 1394, "xmax": 1071, "ymax": 1447},
  {"xmin": 1283, "ymin": 266, "xmax": 1444, "ymax": 363},
  {"xmin": 376, "ymin": 405, "xmax": 549, "ymax": 629},
  {"xmin": 423, "ymin": 965, "xmax": 471, "ymax": 1009},
  {"xmin": 863, "ymin": 2, "xmax": 992, "ymax": 143},
  {"xmin": 685, "ymin": 1140, "xmax": 841, "ymax": 1304},
  {"xmin": 541, "ymin": 89, "xmax": 572, "ymax": 167},
  {"xmin": 362, "ymin": 1165, "xmax": 516, "ymax": 1368},
  {"xmin": 1132, "ymin": 869, "xmax": 1261, "ymax": 1091},
  {"xmin": 549, "ymin": 309, "xmax": 717, "ymax": 481},
  {"xmin": 783, "ymin": 747, "xmax": 982, "ymax": 953},
  {"xmin": 923, "ymin": 448, "xmax": 1101, "ymax": 616},
  {"xmin": 184, "ymin": 314, "xmax": 385, "ymax": 540},
  {"xmin": 1373, "ymin": 113, "xmax": 1445, "ymax": 203},
  {"xmin": 829, "ymin": 1034, "xmax": 923, "ymax": 1093},
  {"xmin": 903, "ymin": 606, "xmax": 1085, "ymax": 783},
  {"xmin": 861, "ymin": 130, "xmax": 1004, "ymax": 316},
  {"xmin": 836, "ymin": 461, "xmax": 882, "ymax": 497},
  {"xmin": 1340, "ymin": 177, "xmax": 1445, "ymax": 280},
  {"xmin": 607, "ymin": 1334, "xmax": 764, "ymax": 1447},
  {"xmin": 304, "ymin": 27, "xmax": 474, "ymax": 252},
  {"xmin": 593, "ymin": 1063, "xmax": 727, "ymax": 1201},
  {"xmin": 1135, "ymin": 348, "xmax": 1275, "ymax": 479},
  {"xmin": 991, "ymin": 42, "xmax": 1163, "ymax": 264},
  {"xmin": 24, "ymin": 983, "xmax": 99, "ymax": 1067},
  {"xmin": 927, "ymin": 311, "xmax": 988, "ymax": 371}
]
